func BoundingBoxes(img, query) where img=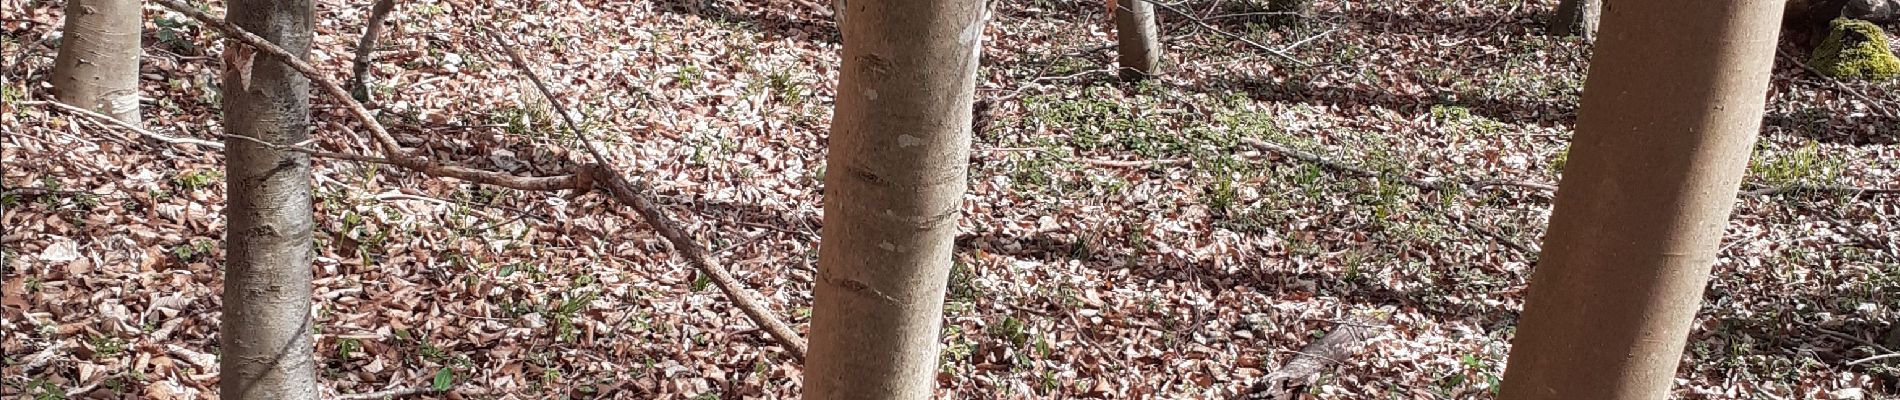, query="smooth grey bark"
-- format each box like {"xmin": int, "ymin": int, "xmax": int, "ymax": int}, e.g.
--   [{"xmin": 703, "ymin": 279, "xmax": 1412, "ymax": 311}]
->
[
  {"xmin": 1497, "ymin": 0, "xmax": 1785, "ymax": 398},
  {"xmin": 803, "ymin": 0, "xmax": 987, "ymax": 398},
  {"xmin": 1548, "ymin": 0, "xmax": 1601, "ymax": 42},
  {"xmin": 1114, "ymin": 0, "xmax": 1162, "ymax": 80},
  {"xmin": 51, "ymin": 0, "xmax": 142, "ymax": 124},
  {"xmin": 219, "ymin": 0, "xmax": 319, "ymax": 398}
]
